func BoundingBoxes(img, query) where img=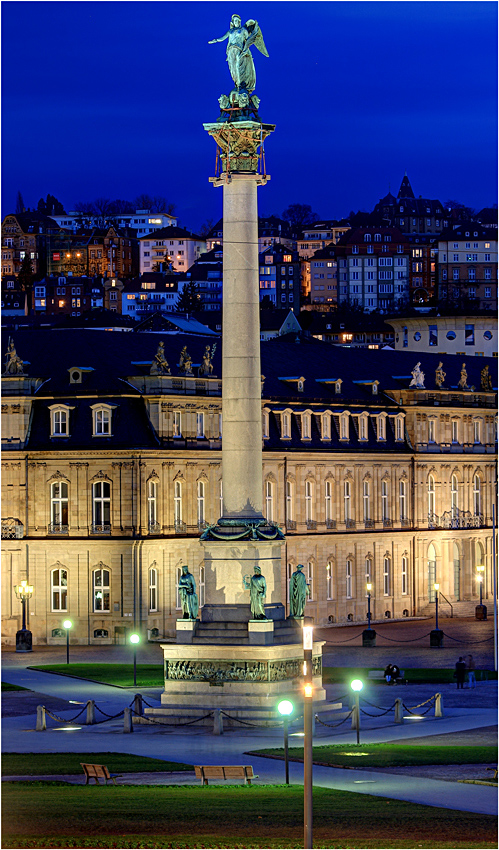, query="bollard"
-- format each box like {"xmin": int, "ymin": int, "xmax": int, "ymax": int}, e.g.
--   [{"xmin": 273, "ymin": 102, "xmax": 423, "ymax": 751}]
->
[
  {"xmin": 213, "ymin": 708, "xmax": 223, "ymax": 735},
  {"xmin": 394, "ymin": 698, "xmax": 403, "ymax": 724},
  {"xmin": 123, "ymin": 706, "xmax": 134, "ymax": 733},
  {"xmin": 86, "ymin": 700, "xmax": 95, "ymax": 725},
  {"xmin": 36, "ymin": 705, "xmax": 46, "ymax": 731},
  {"xmin": 133, "ymin": 694, "xmax": 143, "ymax": 717},
  {"xmin": 435, "ymin": 693, "xmax": 444, "ymax": 717}
]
